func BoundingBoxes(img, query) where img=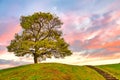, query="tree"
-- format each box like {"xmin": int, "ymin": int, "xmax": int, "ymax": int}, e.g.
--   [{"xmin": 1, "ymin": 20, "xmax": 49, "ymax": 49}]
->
[{"xmin": 7, "ymin": 12, "xmax": 72, "ymax": 63}]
